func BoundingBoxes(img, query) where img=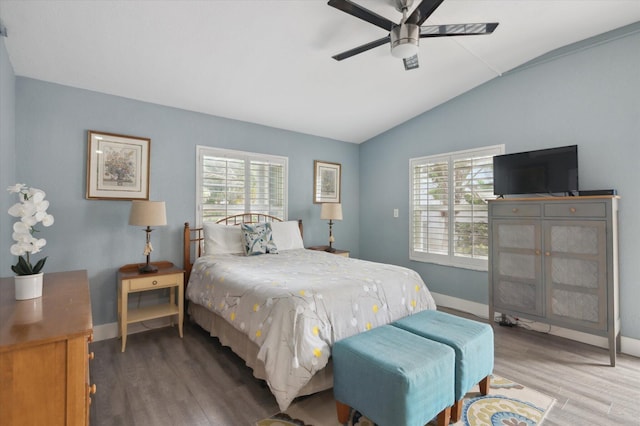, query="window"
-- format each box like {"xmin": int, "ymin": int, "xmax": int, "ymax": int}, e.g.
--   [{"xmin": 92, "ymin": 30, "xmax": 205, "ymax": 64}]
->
[
  {"xmin": 196, "ymin": 146, "xmax": 288, "ymax": 225},
  {"xmin": 410, "ymin": 145, "xmax": 504, "ymax": 270}
]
